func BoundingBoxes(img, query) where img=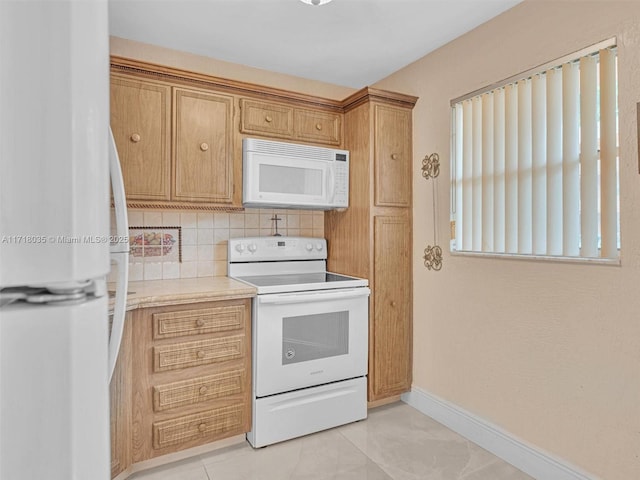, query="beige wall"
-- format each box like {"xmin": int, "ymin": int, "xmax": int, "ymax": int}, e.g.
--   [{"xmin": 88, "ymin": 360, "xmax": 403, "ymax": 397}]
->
[
  {"xmin": 373, "ymin": 2, "xmax": 640, "ymax": 479},
  {"xmin": 110, "ymin": 36, "xmax": 354, "ymax": 100}
]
